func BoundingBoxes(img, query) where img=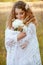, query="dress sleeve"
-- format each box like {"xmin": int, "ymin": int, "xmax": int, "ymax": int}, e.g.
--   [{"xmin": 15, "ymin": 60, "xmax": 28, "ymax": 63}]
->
[
  {"xmin": 26, "ymin": 22, "xmax": 36, "ymax": 42},
  {"xmin": 5, "ymin": 28, "xmax": 19, "ymax": 48}
]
